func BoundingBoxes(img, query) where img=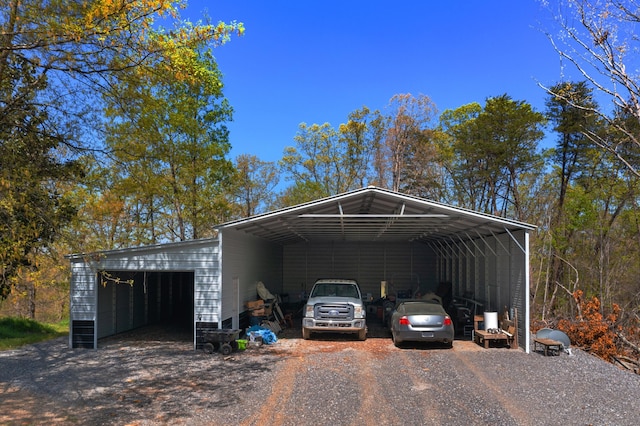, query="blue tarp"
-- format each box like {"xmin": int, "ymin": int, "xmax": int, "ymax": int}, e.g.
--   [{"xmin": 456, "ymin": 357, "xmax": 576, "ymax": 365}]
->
[{"xmin": 247, "ymin": 325, "xmax": 278, "ymax": 344}]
